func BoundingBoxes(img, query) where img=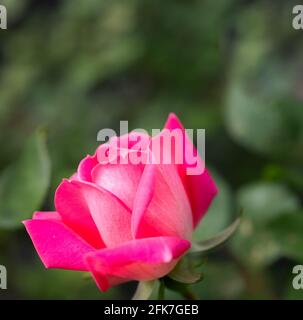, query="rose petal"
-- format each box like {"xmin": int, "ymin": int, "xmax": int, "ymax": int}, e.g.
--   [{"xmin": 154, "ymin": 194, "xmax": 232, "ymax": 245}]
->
[
  {"xmin": 131, "ymin": 163, "xmax": 156, "ymax": 237},
  {"xmin": 33, "ymin": 211, "xmax": 62, "ymax": 221},
  {"xmin": 55, "ymin": 180, "xmax": 105, "ymax": 249},
  {"xmin": 70, "ymin": 172, "xmax": 79, "ymax": 181},
  {"xmin": 92, "ymin": 162, "xmax": 144, "ymax": 210},
  {"xmin": 70, "ymin": 180, "xmax": 132, "ymax": 248},
  {"xmin": 23, "ymin": 219, "xmax": 94, "ymax": 271},
  {"xmin": 164, "ymin": 113, "xmax": 218, "ymax": 227},
  {"xmin": 85, "ymin": 236, "xmax": 190, "ymax": 291},
  {"xmin": 78, "ymin": 155, "xmax": 99, "ymax": 182},
  {"xmin": 132, "ymin": 161, "xmax": 193, "ymax": 240}
]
